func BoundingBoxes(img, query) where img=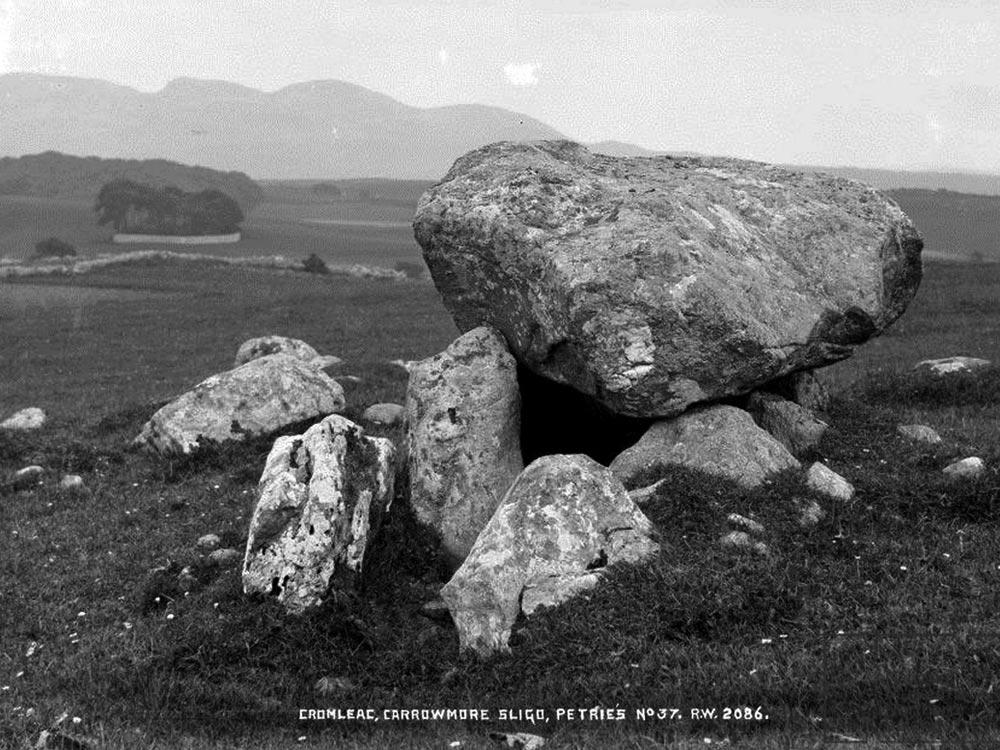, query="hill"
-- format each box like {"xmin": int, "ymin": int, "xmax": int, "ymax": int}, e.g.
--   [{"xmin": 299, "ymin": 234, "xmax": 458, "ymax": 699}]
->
[
  {"xmin": 0, "ymin": 151, "xmax": 263, "ymax": 213},
  {"xmin": 0, "ymin": 73, "xmax": 563, "ymax": 180},
  {"xmin": 887, "ymin": 189, "xmax": 1000, "ymax": 262}
]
